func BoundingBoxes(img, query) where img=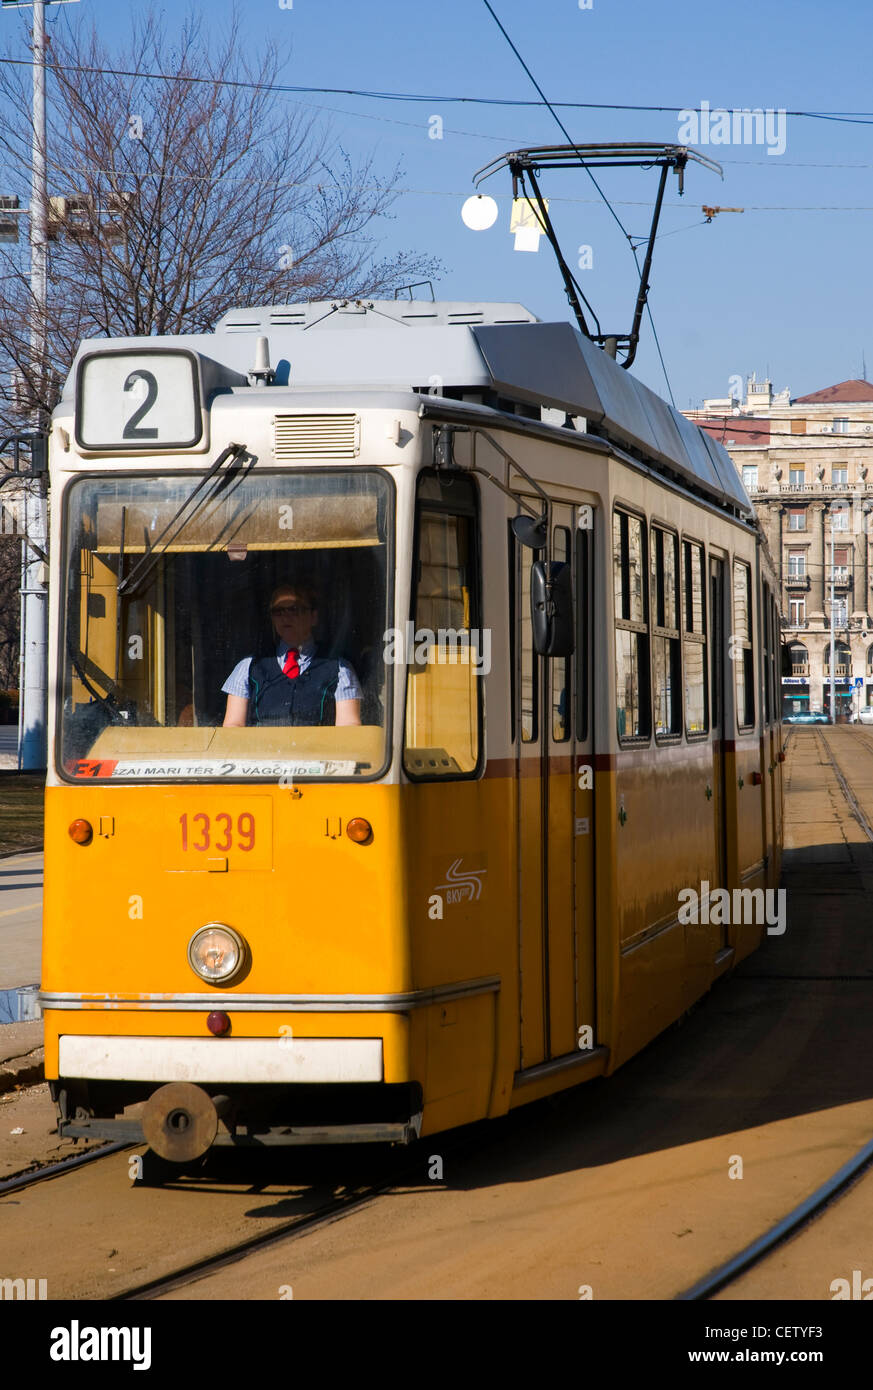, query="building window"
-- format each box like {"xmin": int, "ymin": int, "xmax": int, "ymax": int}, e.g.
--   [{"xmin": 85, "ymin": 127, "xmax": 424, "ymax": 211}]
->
[
  {"xmin": 742, "ymin": 465, "xmax": 758, "ymax": 492},
  {"xmin": 833, "ymin": 418, "xmax": 849, "ymax": 434},
  {"xmin": 788, "ymin": 508, "xmax": 806, "ymax": 531},
  {"xmin": 833, "ymin": 466, "xmax": 848, "ymax": 486},
  {"xmin": 651, "ymin": 527, "xmax": 681, "ymax": 738},
  {"xmin": 614, "ymin": 509, "xmax": 650, "ymax": 742},
  {"xmin": 825, "ymin": 641, "xmax": 851, "ymax": 675},
  {"xmin": 789, "ymin": 643, "xmax": 808, "ymax": 675},
  {"xmin": 682, "ymin": 539, "xmax": 707, "ymax": 736},
  {"xmin": 789, "ymin": 597, "xmax": 805, "ymax": 626},
  {"xmin": 787, "ymin": 549, "xmax": 806, "ymax": 578},
  {"xmin": 831, "ymin": 598, "xmax": 848, "ymax": 628},
  {"xmin": 789, "ymin": 467, "xmax": 805, "ymax": 488},
  {"xmin": 832, "ymin": 503, "xmax": 849, "ymax": 531}
]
